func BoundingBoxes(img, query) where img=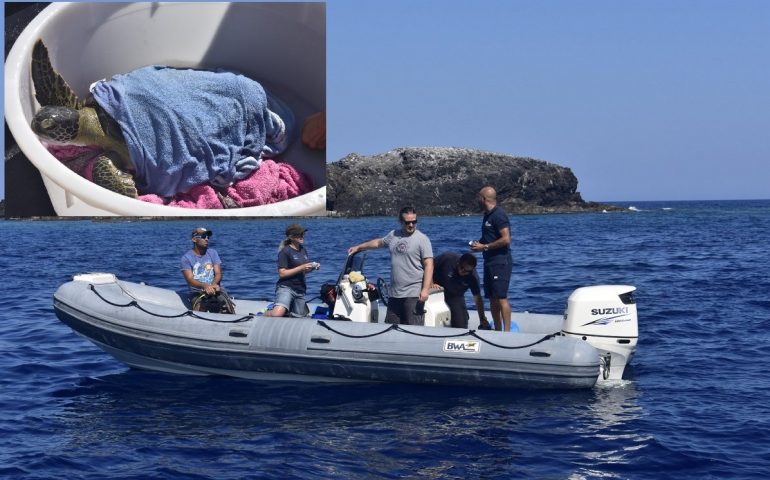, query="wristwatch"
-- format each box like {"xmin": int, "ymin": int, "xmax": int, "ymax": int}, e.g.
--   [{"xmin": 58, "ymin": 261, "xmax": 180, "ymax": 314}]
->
[{"xmin": 484, "ymin": 244, "xmax": 489, "ymax": 251}]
